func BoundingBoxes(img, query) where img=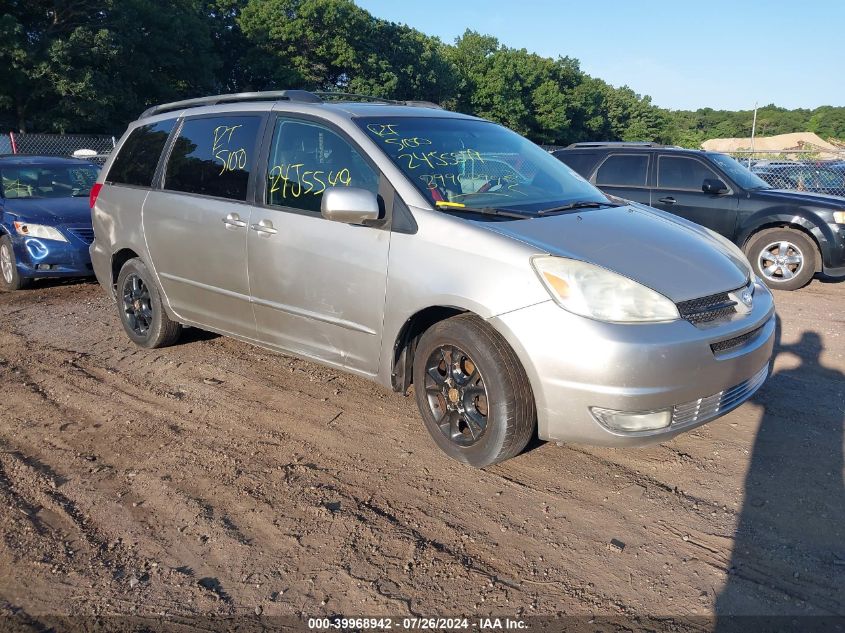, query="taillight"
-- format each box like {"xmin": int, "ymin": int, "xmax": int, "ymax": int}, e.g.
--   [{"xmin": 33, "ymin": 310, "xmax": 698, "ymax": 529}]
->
[{"xmin": 89, "ymin": 183, "xmax": 103, "ymax": 209}]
